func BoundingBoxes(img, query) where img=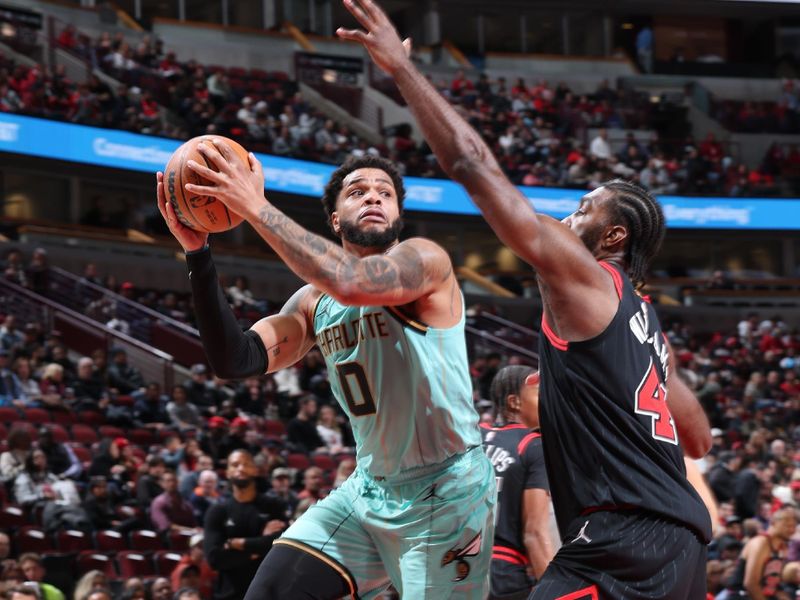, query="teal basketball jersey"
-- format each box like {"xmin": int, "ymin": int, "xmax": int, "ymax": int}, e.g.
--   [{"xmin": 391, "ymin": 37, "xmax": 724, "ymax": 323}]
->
[{"xmin": 312, "ymin": 293, "xmax": 481, "ymax": 478}]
